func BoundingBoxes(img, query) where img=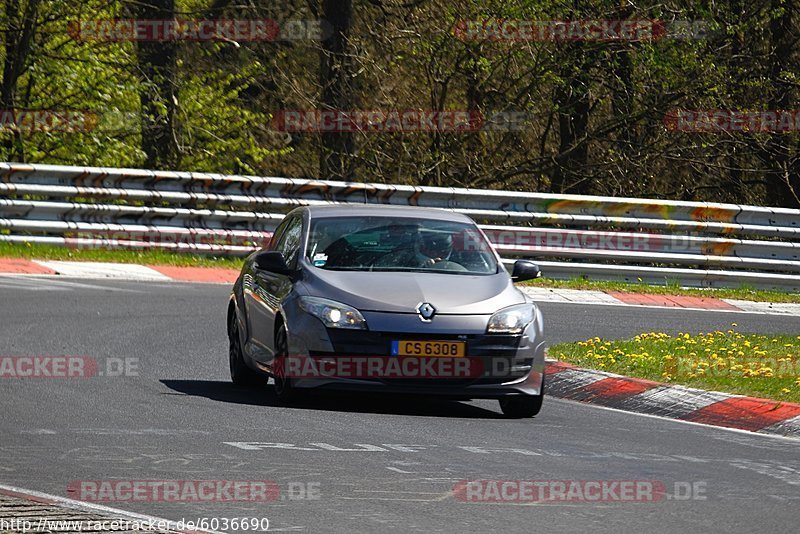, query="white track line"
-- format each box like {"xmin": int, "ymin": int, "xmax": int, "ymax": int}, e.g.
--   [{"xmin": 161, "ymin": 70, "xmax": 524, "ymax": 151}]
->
[
  {"xmin": 723, "ymin": 299, "xmax": 800, "ymax": 316},
  {"xmin": 546, "ymin": 397, "xmax": 800, "ymax": 442},
  {"xmin": 0, "ymin": 276, "xmax": 142, "ymax": 292}
]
